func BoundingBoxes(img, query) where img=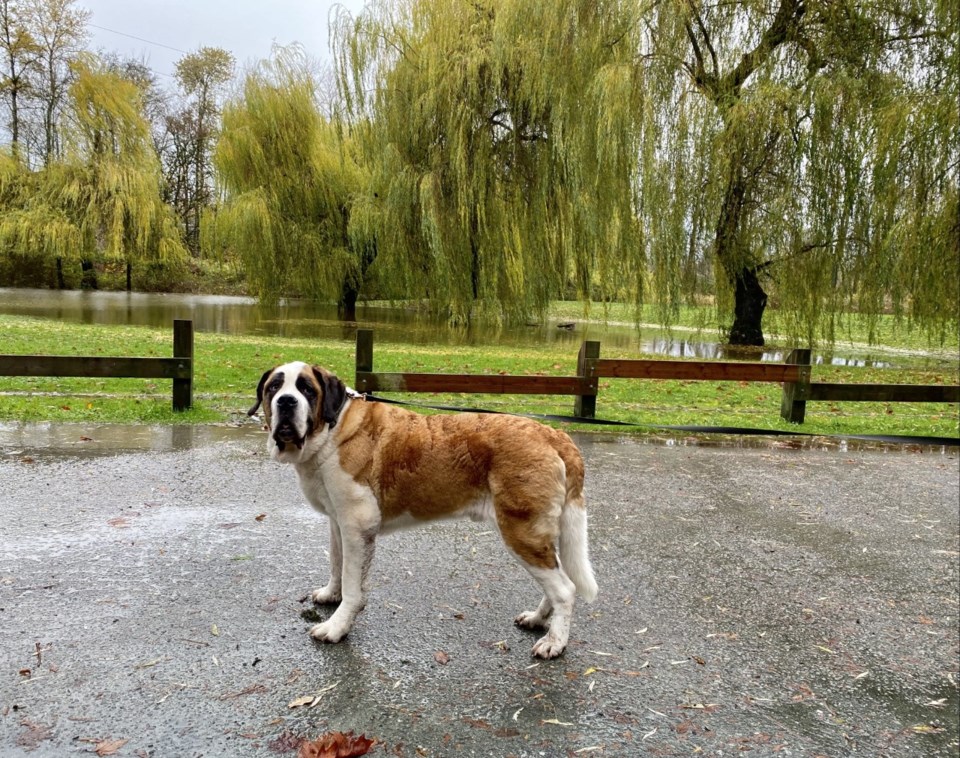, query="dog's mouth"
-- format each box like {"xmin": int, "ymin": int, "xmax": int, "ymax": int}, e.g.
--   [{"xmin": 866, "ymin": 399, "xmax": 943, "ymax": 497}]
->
[{"xmin": 273, "ymin": 421, "xmax": 305, "ymax": 450}]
